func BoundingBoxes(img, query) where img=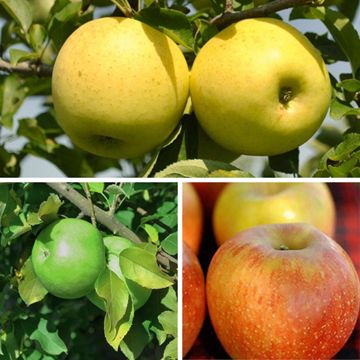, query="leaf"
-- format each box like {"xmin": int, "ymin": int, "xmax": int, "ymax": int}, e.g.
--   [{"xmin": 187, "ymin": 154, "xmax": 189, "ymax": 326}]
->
[
  {"xmin": 29, "ymin": 24, "xmax": 47, "ymax": 52},
  {"xmin": 158, "ymin": 310, "xmax": 177, "ymax": 337},
  {"xmin": 337, "ymin": 79, "xmax": 360, "ymax": 92},
  {"xmin": 18, "ymin": 258, "xmax": 48, "ymax": 306},
  {"xmin": 95, "ymin": 267, "xmax": 136, "ymax": 349},
  {"xmin": 161, "ymin": 232, "xmax": 177, "ymax": 256},
  {"xmin": 120, "ymin": 317, "xmax": 151, "ymax": 360},
  {"xmin": 330, "ymin": 97, "xmax": 360, "ymax": 120},
  {"xmin": 135, "ymin": 6, "xmax": 194, "ymax": 50},
  {"xmin": 143, "ymin": 224, "xmax": 159, "ymax": 244},
  {"xmin": 115, "ymin": 210, "xmax": 135, "ymax": 229},
  {"xmin": 154, "ymin": 159, "xmax": 253, "ymax": 178},
  {"xmin": 268, "ymin": 148, "xmax": 299, "ymax": 174},
  {"xmin": 290, "ymin": 7, "xmax": 360, "ymax": 76},
  {"xmin": 38, "ymin": 194, "xmax": 62, "ymax": 222},
  {"xmin": 0, "ymin": 0, "xmax": 32, "ymax": 32},
  {"xmin": 30, "ymin": 318, "xmax": 67, "ymax": 356},
  {"xmin": 104, "ymin": 235, "xmax": 133, "ymax": 256},
  {"xmin": 162, "ymin": 338, "xmax": 177, "ymax": 359},
  {"xmin": 0, "ymin": 184, "xmax": 9, "ymax": 227},
  {"xmin": 160, "ymin": 286, "xmax": 177, "ymax": 312},
  {"xmin": 87, "ymin": 182, "xmax": 105, "ymax": 194},
  {"xmin": 120, "ymin": 247, "xmax": 173, "ymax": 289}
]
